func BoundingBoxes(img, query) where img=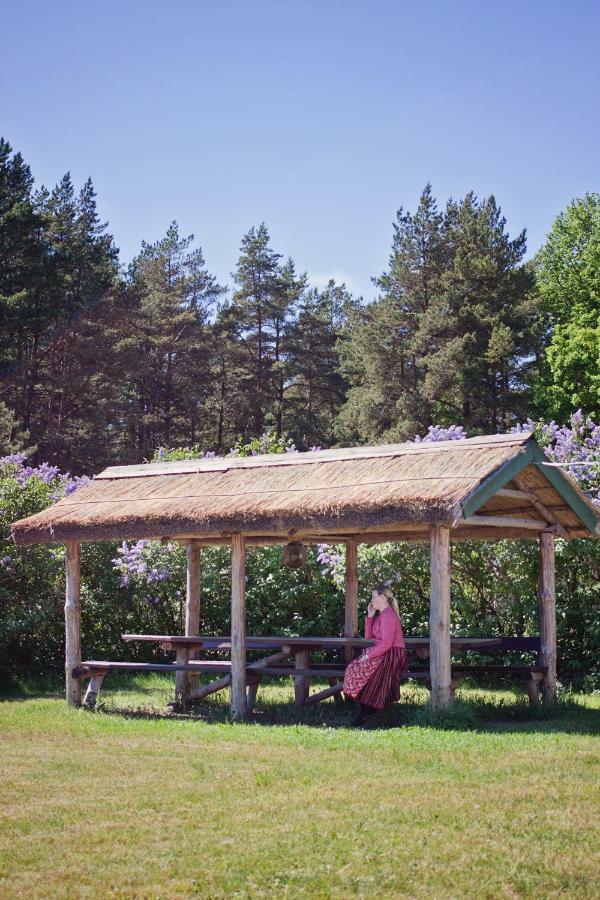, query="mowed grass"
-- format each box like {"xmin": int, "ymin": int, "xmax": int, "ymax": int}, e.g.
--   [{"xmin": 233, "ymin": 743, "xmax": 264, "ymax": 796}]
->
[{"xmin": 0, "ymin": 677, "xmax": 599, "ymax": 899}]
